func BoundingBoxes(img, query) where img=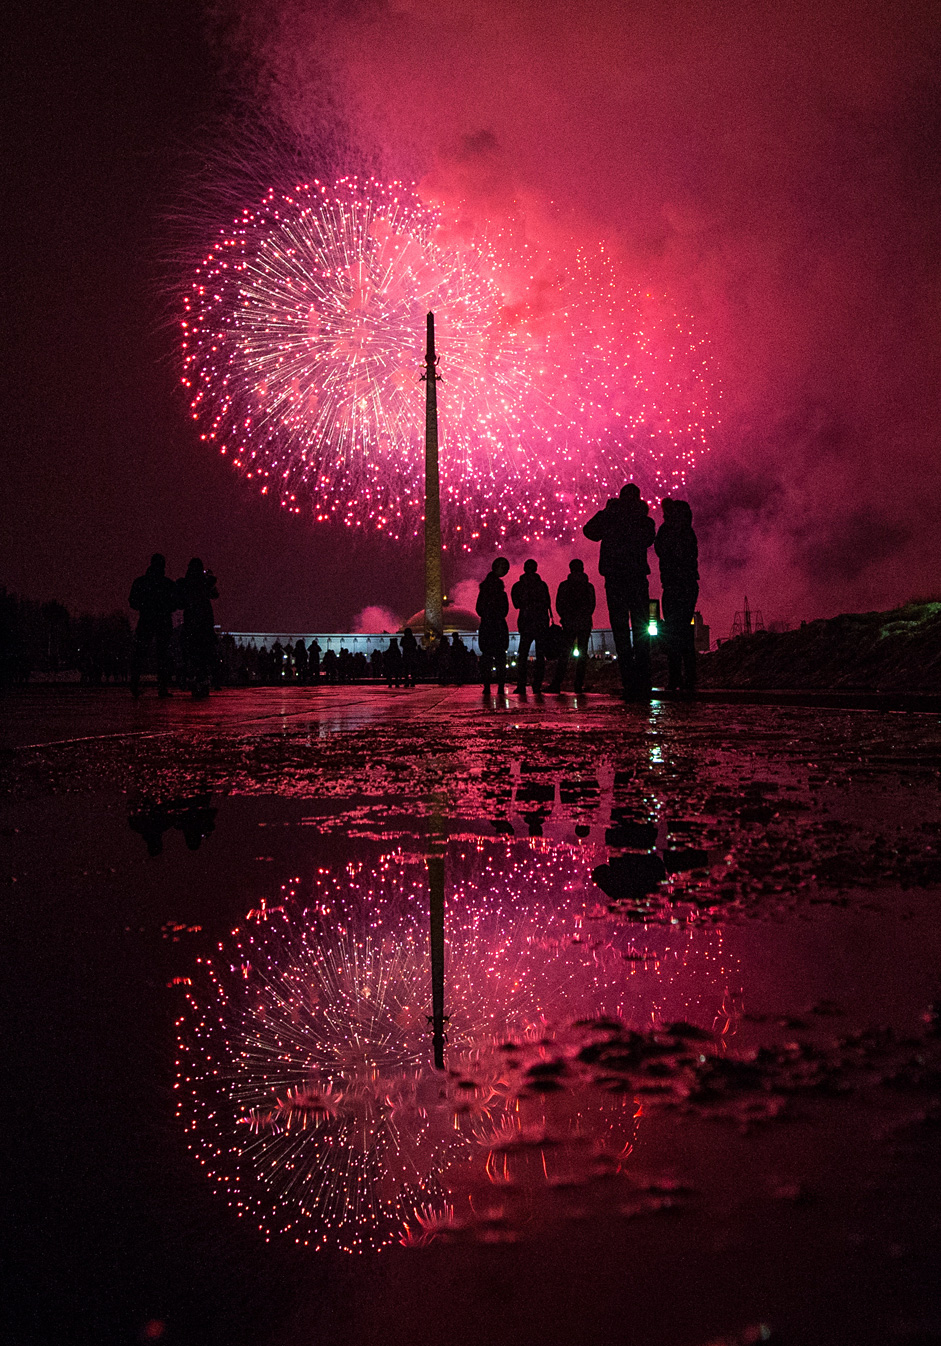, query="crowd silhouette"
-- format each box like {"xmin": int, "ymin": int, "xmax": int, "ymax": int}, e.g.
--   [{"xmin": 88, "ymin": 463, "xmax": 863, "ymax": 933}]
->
[{"xmin": 125, "ymin": 488, "xmax": 698, "ymax": 702}]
